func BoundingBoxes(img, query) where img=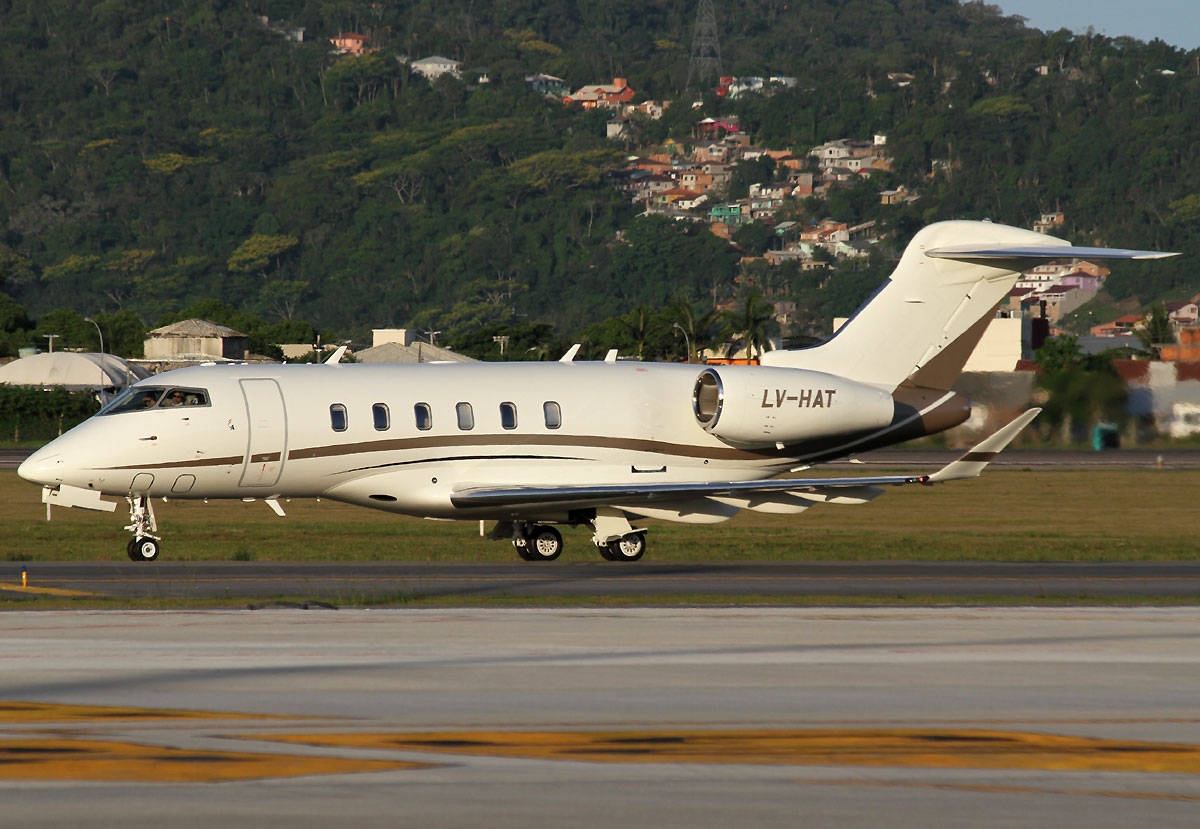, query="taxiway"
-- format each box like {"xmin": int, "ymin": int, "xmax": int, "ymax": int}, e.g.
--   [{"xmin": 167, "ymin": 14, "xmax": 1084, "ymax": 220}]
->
[{"xmin": 1, "ymin": 607, "xmax": 1199, "ymax": 827}]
